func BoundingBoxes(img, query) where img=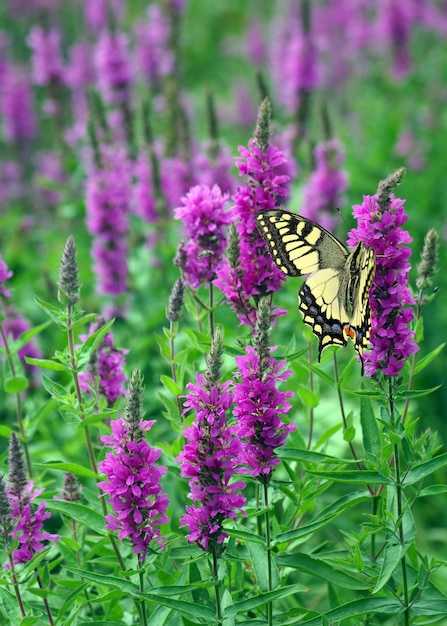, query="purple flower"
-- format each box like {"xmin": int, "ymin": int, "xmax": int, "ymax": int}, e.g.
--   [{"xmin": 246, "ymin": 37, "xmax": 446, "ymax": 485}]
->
[
  {"xmin": 2, "ymin": 310, "xmax": 42, "ymax": 373},
  {"xmin": 98, "ymin": 417, "xmax": 169, "ymax": 561},
  {"xmin": 174, "ymin": 184, "xmax": 231, "ymax": 289},
  {"xmin": 301, "ymin": 139, "xmax": 348, "ymax": 231},
  {"xmin": 376, "ymin": 0, "xmax": 414, "ymax": 79},
  {"xmin": 0, "ymin": 255, "xmax": 13, "ymax": 297},
  {"xmin": 132, "ymin": 153, "xmax": 157, "ymax": 223},
  {"xmin": 177, "ymin": 331, "xmax": 245, "ymax": 553},
  {"xmin": 348, "ymin": 186, "xmax": 418, "ymax": 377},
  {"xmin": 215, "ymin": 101, "xmax": 289, "ymax": 325},
  {"xmin": 0, "ymin": 64, "xmax": 36, "ymax": 144},
  {"xmin": 134, "ymin": 4, "xmax": 174, "ymax": 83},
  {"xmin": 193, "ymin": 144, "xmax": 235, "ymax": 195},
  {"xmin": 79, "ymin": 323, "xmax": 128, "ymax": 407},
  {"xmin": 233, "ymin": 346, "xmax": 294, "ymax": 480},
  {"xmin": 8, "ymin": 482, "xmax": 59, "ymax": 565},
  {"xmin": 27, "ymin": 26, "xmax": 65, "ymax": 86},
  {"xmin": 85, "ymin": 147, "xmax": 132, "ymax": 296},
  {"xmin": 95, "ymin": 30, "xmax": 132, "ymax": 105}
]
